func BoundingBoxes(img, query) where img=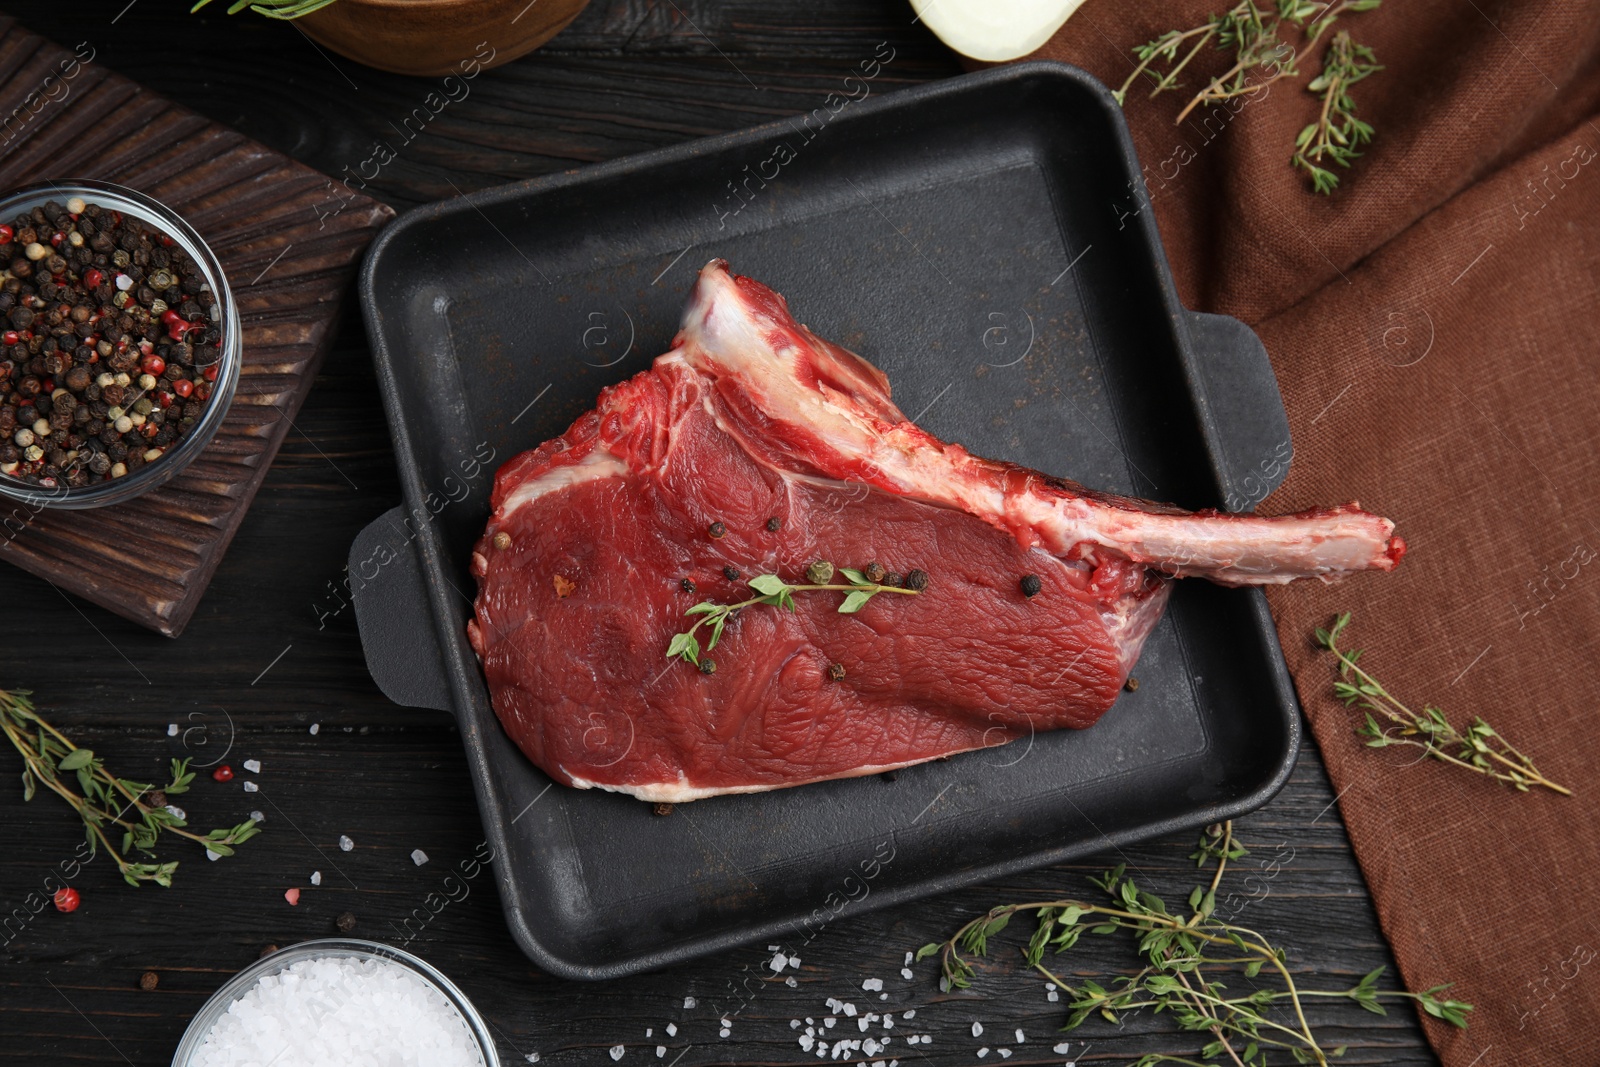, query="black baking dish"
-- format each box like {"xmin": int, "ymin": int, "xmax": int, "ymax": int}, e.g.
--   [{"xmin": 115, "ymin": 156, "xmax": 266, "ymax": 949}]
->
[{"xmin": 351, "ymin": 60, "xmax": 1300, "ymax": 981}]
